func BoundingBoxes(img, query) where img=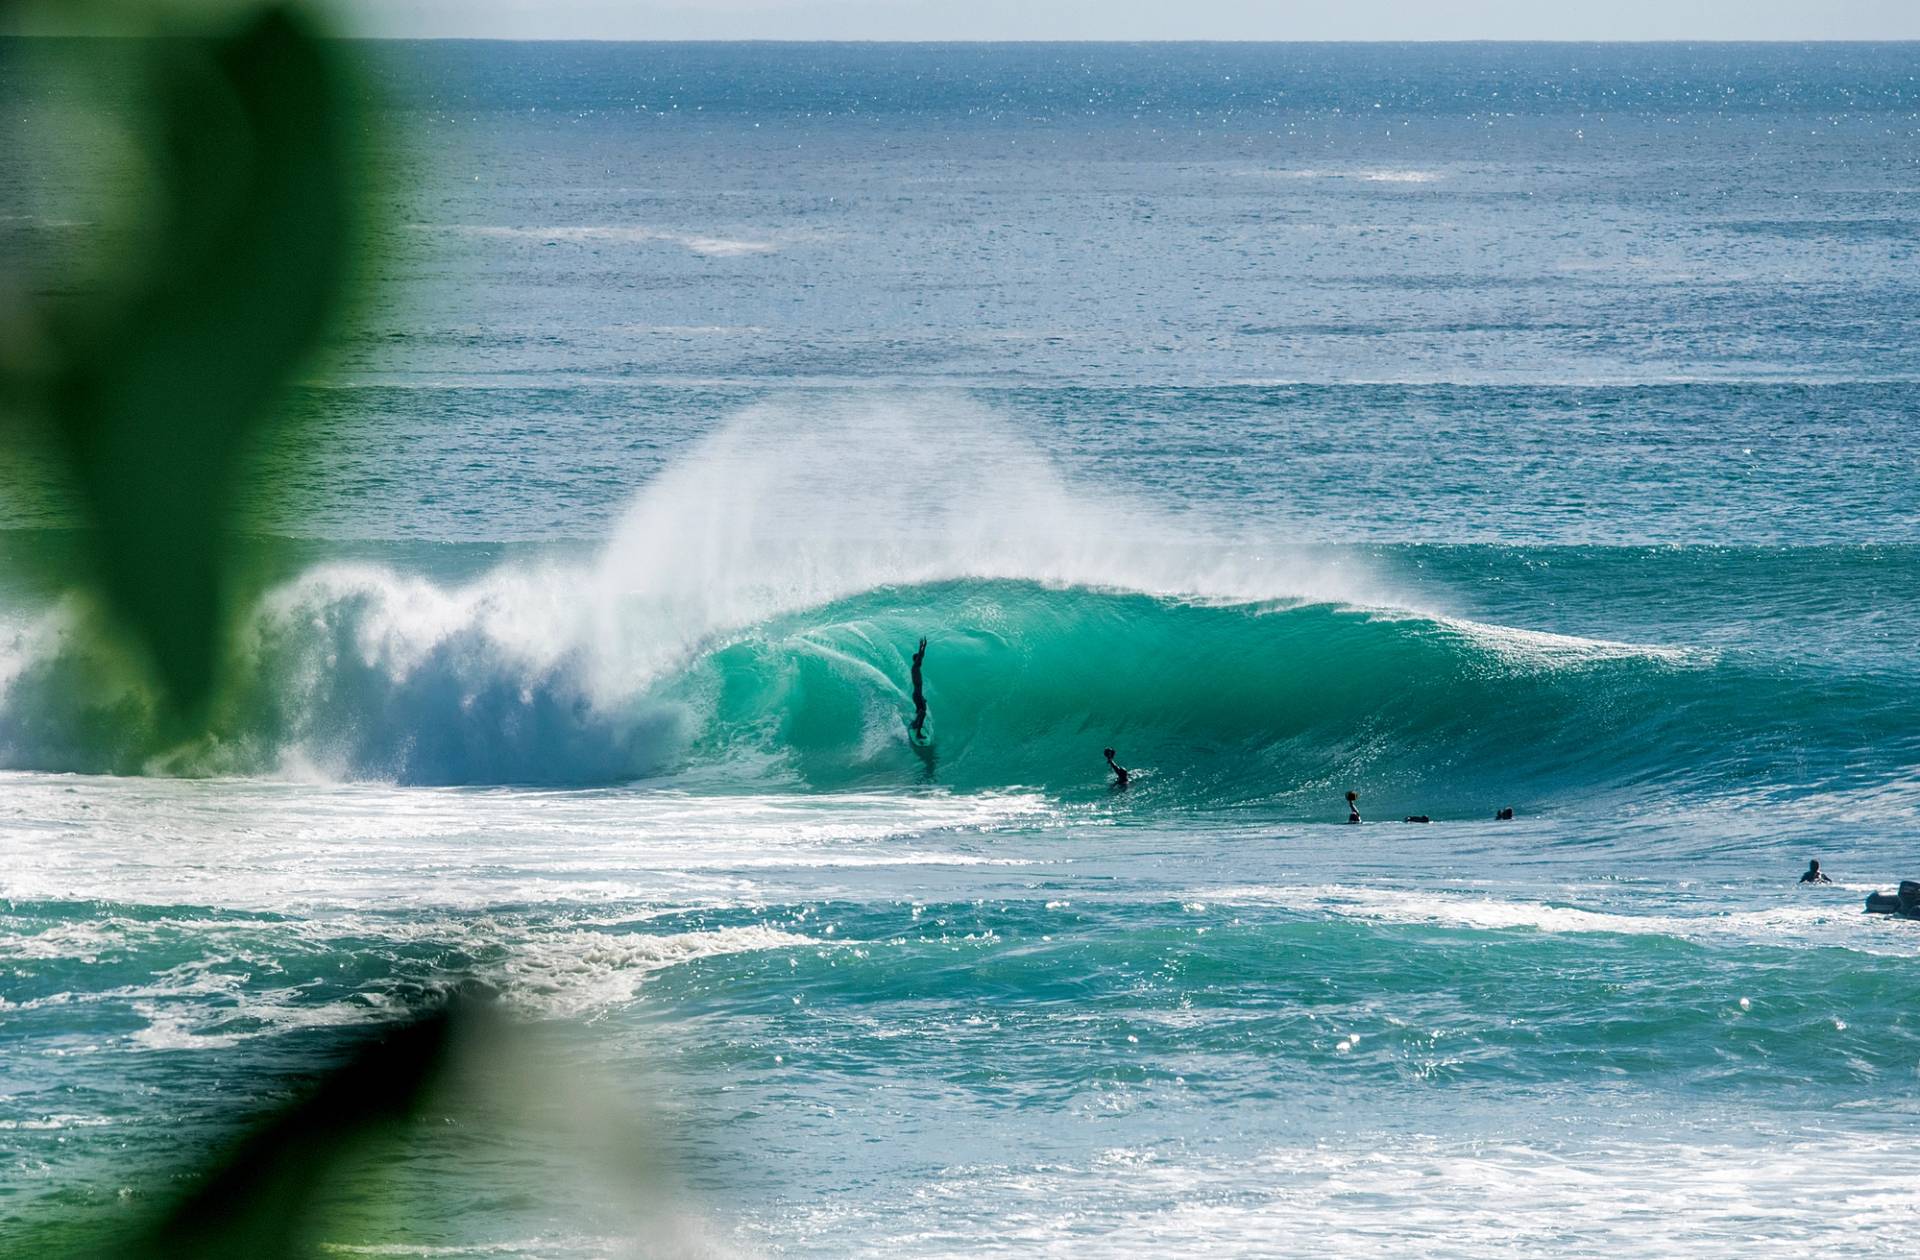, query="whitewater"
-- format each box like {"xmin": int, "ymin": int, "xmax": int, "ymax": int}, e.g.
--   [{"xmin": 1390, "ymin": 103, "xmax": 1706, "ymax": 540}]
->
[{"xmin": 6, "ymin": 39, "xmax": 1920, "ymax": 1259}]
